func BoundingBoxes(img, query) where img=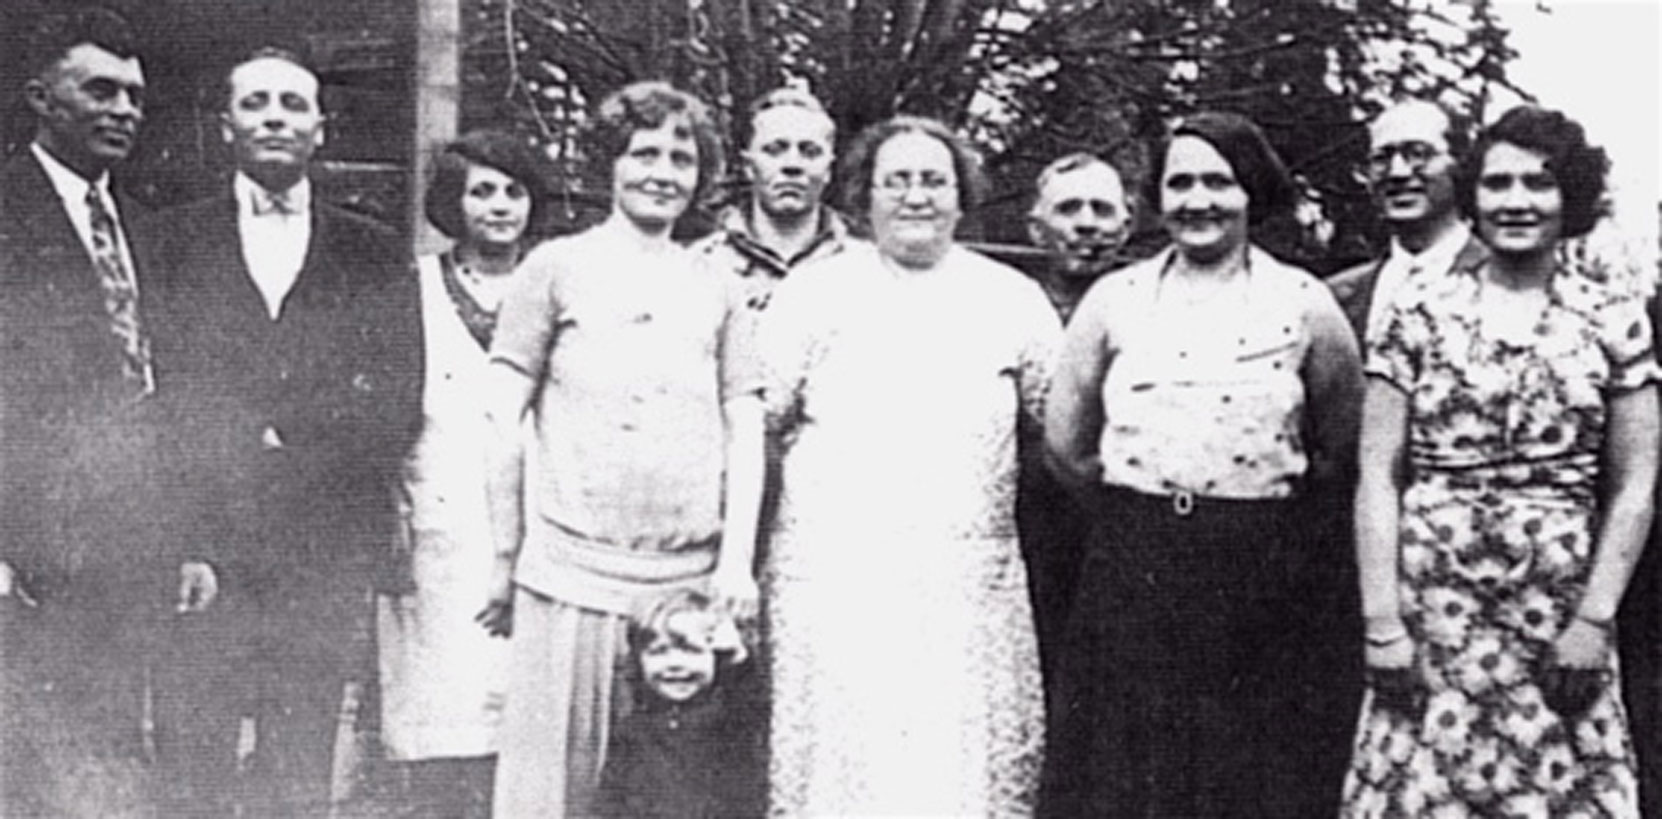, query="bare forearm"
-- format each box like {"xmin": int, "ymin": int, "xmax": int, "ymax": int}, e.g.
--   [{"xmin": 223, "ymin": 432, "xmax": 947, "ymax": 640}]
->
[{"xmin": 718, "ymin": 397, "xmax": 765, "ymax": 576}]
